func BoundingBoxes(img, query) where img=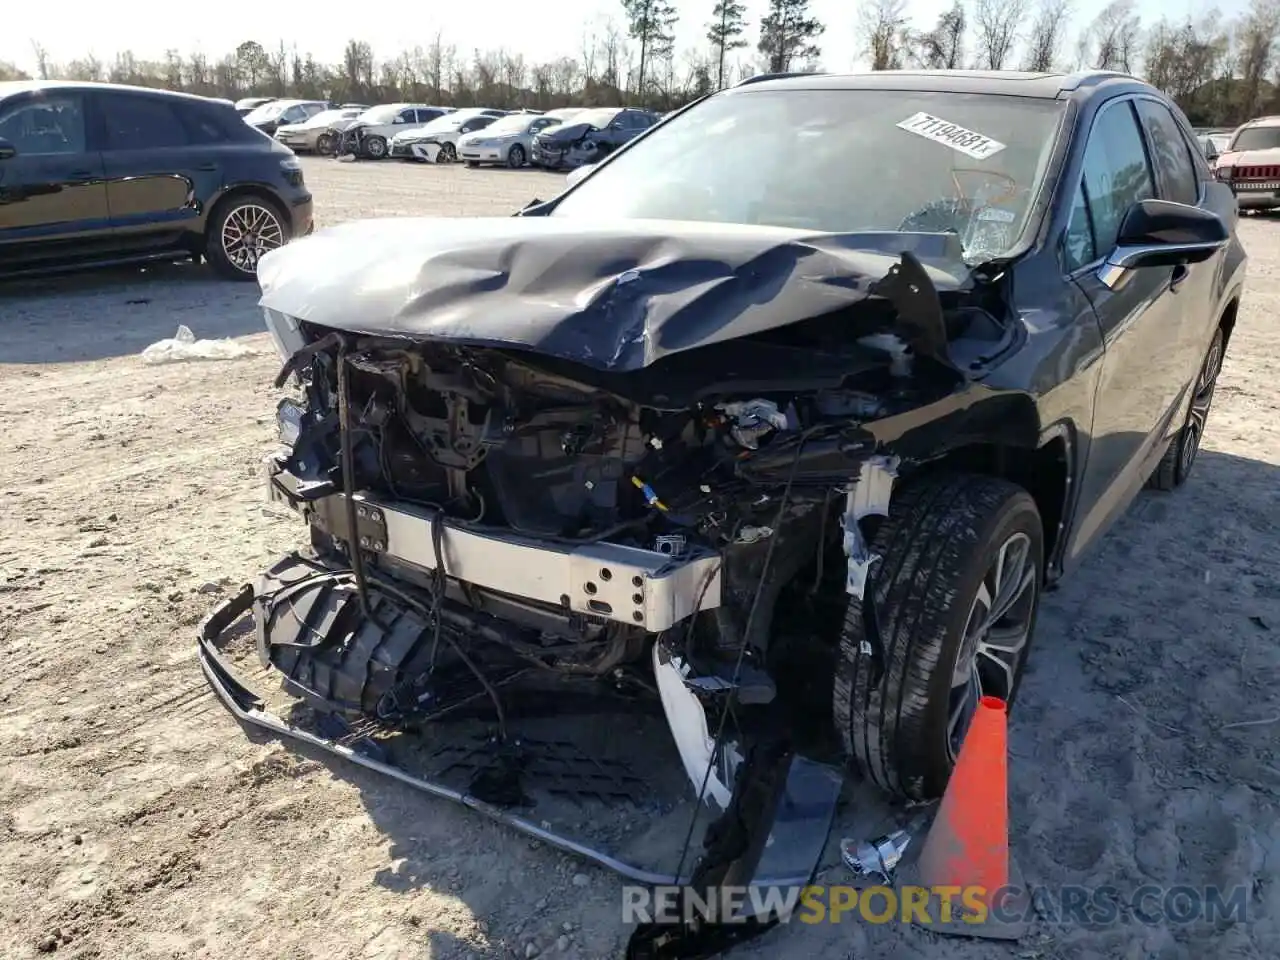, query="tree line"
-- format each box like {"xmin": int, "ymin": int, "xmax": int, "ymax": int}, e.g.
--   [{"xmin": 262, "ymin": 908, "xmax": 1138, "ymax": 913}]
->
[{"xmin": 4, "ymin": 0, "xmax": 1280, "ymax": 126}]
